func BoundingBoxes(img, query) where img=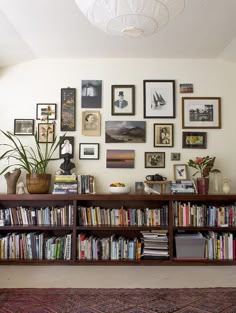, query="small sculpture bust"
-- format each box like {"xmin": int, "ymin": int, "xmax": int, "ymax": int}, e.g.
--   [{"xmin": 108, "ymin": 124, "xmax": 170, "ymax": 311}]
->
[{"xmin": 60, "ymin": 153, "xmax": 75, "ymax": 175}]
